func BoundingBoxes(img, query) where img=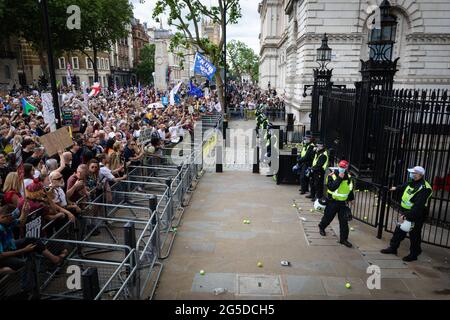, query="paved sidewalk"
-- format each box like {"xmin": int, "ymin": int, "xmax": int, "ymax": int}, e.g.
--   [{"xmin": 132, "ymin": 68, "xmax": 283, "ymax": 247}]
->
[{"xmin": 154, "ymin": 121, "xmax": 450, "ymax": 300}]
